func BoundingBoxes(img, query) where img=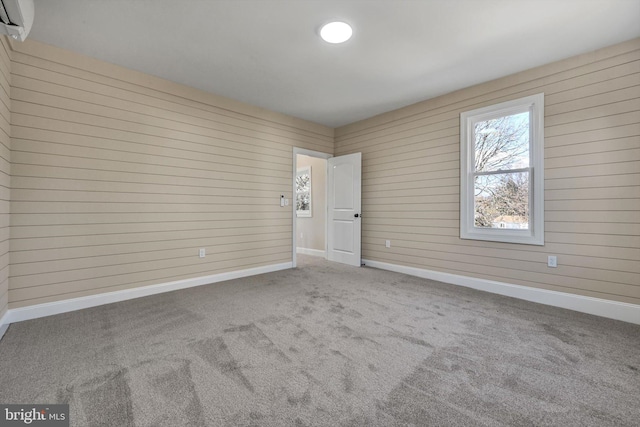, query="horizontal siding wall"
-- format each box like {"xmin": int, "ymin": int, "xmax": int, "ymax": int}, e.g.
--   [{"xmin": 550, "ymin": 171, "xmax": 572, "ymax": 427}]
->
[
  {"xmin": 335, "ymin": 38, "xmax": 640, "ymax": 305},
  {"xmin": 0, "ymin": 37, "xmax": 10, "ymax": 320},
  {"xmin": 9, "ymin": 39, "xmax": 333, "ymax": 308}
]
